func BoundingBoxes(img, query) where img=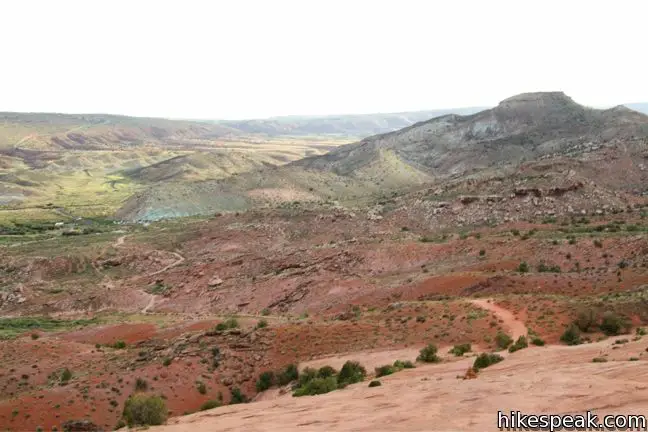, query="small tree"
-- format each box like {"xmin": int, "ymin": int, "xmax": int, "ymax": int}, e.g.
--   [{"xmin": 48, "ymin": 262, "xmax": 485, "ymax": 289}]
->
[{"xmin": 517, "ymin": 262, "xmax": 529, "ymax": 273}]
